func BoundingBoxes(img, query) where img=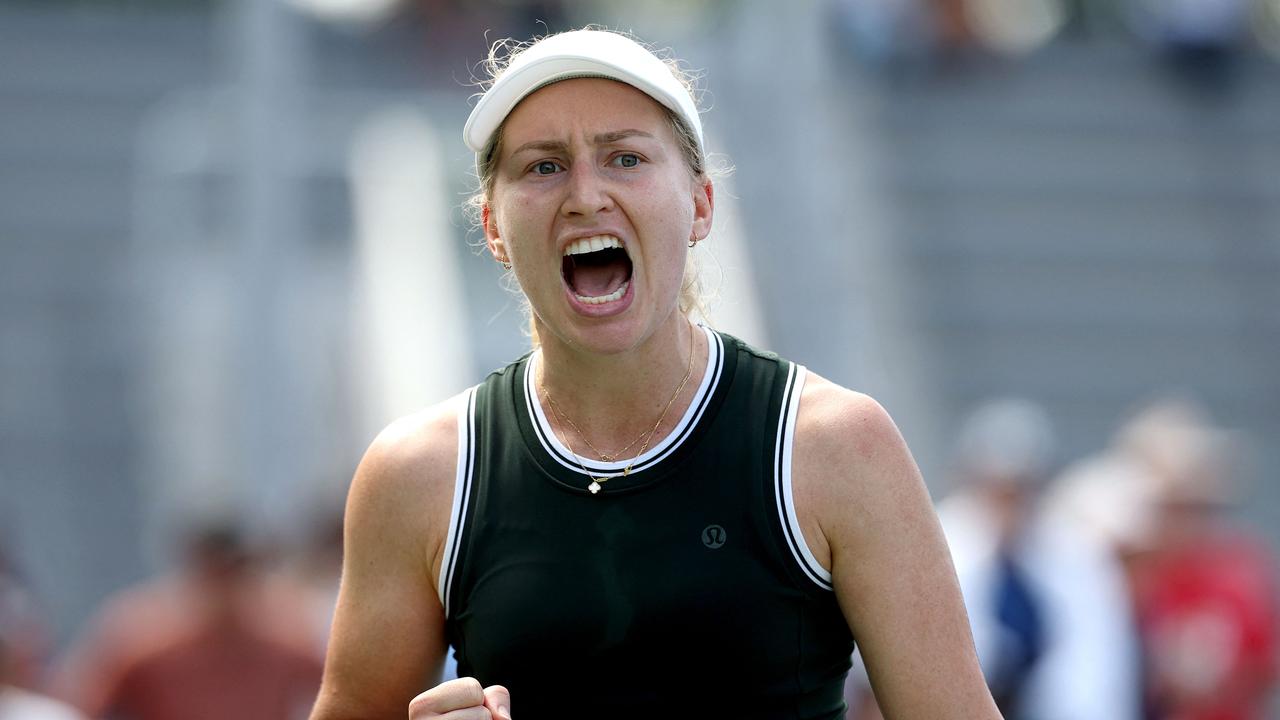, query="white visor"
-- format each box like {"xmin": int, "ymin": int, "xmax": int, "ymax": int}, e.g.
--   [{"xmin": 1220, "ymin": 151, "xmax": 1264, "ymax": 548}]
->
[{"xmin": 463, "ymin": 29, "xmax": 704, "ymax": 157}]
